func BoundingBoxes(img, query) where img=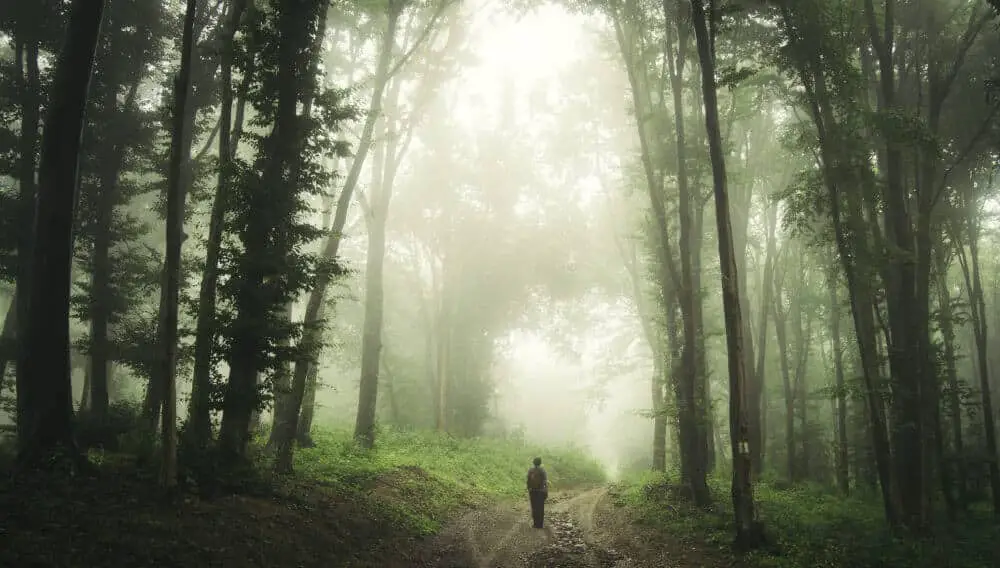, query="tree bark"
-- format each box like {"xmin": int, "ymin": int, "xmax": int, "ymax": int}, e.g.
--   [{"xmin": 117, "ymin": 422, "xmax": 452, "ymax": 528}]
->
[
  {"xmin": 272, "ymin": 0, "xmax": 330, "ymax": 474},
  {"xmin": 664, "ymin": 2, "xmax": 710, "ymax": 503},
  {"xmin": 187, "ymin": 0, "xmax": 250, "ymax": 447},
  {"xmin": 829, "ymin": 266, "xmax": 850, "ymax": 495},
  {"xmin": 690, "ymin": 0, "xmax": 759, "ymax": 547},
  {"xmin": 158, "ymin": 0, "xmax": 199, "ymax": 491},
  {"xmin": 14, "ymin": 18, "xmax": 41, "ymax": 395},
  {"xmin": 289, "ymin": 4, "xmax": 402, "ymax": 424},
  {"xmin": 752, "ymin": 202, "xmax": 777, "ymax": 475},
  {"xmin": 17, "ymin": 0, "xmax": 106, "ymax": 466}
]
